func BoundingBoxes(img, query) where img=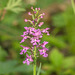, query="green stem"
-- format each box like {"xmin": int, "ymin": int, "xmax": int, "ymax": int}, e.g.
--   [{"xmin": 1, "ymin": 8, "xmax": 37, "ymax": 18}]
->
[
  {"xmin": 71, "ymin": 0, "xmax": 75, "ymax": 14},
  {"xmin": 33, "ymin": 46, "xmax": 37, "ymax": 75}
]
